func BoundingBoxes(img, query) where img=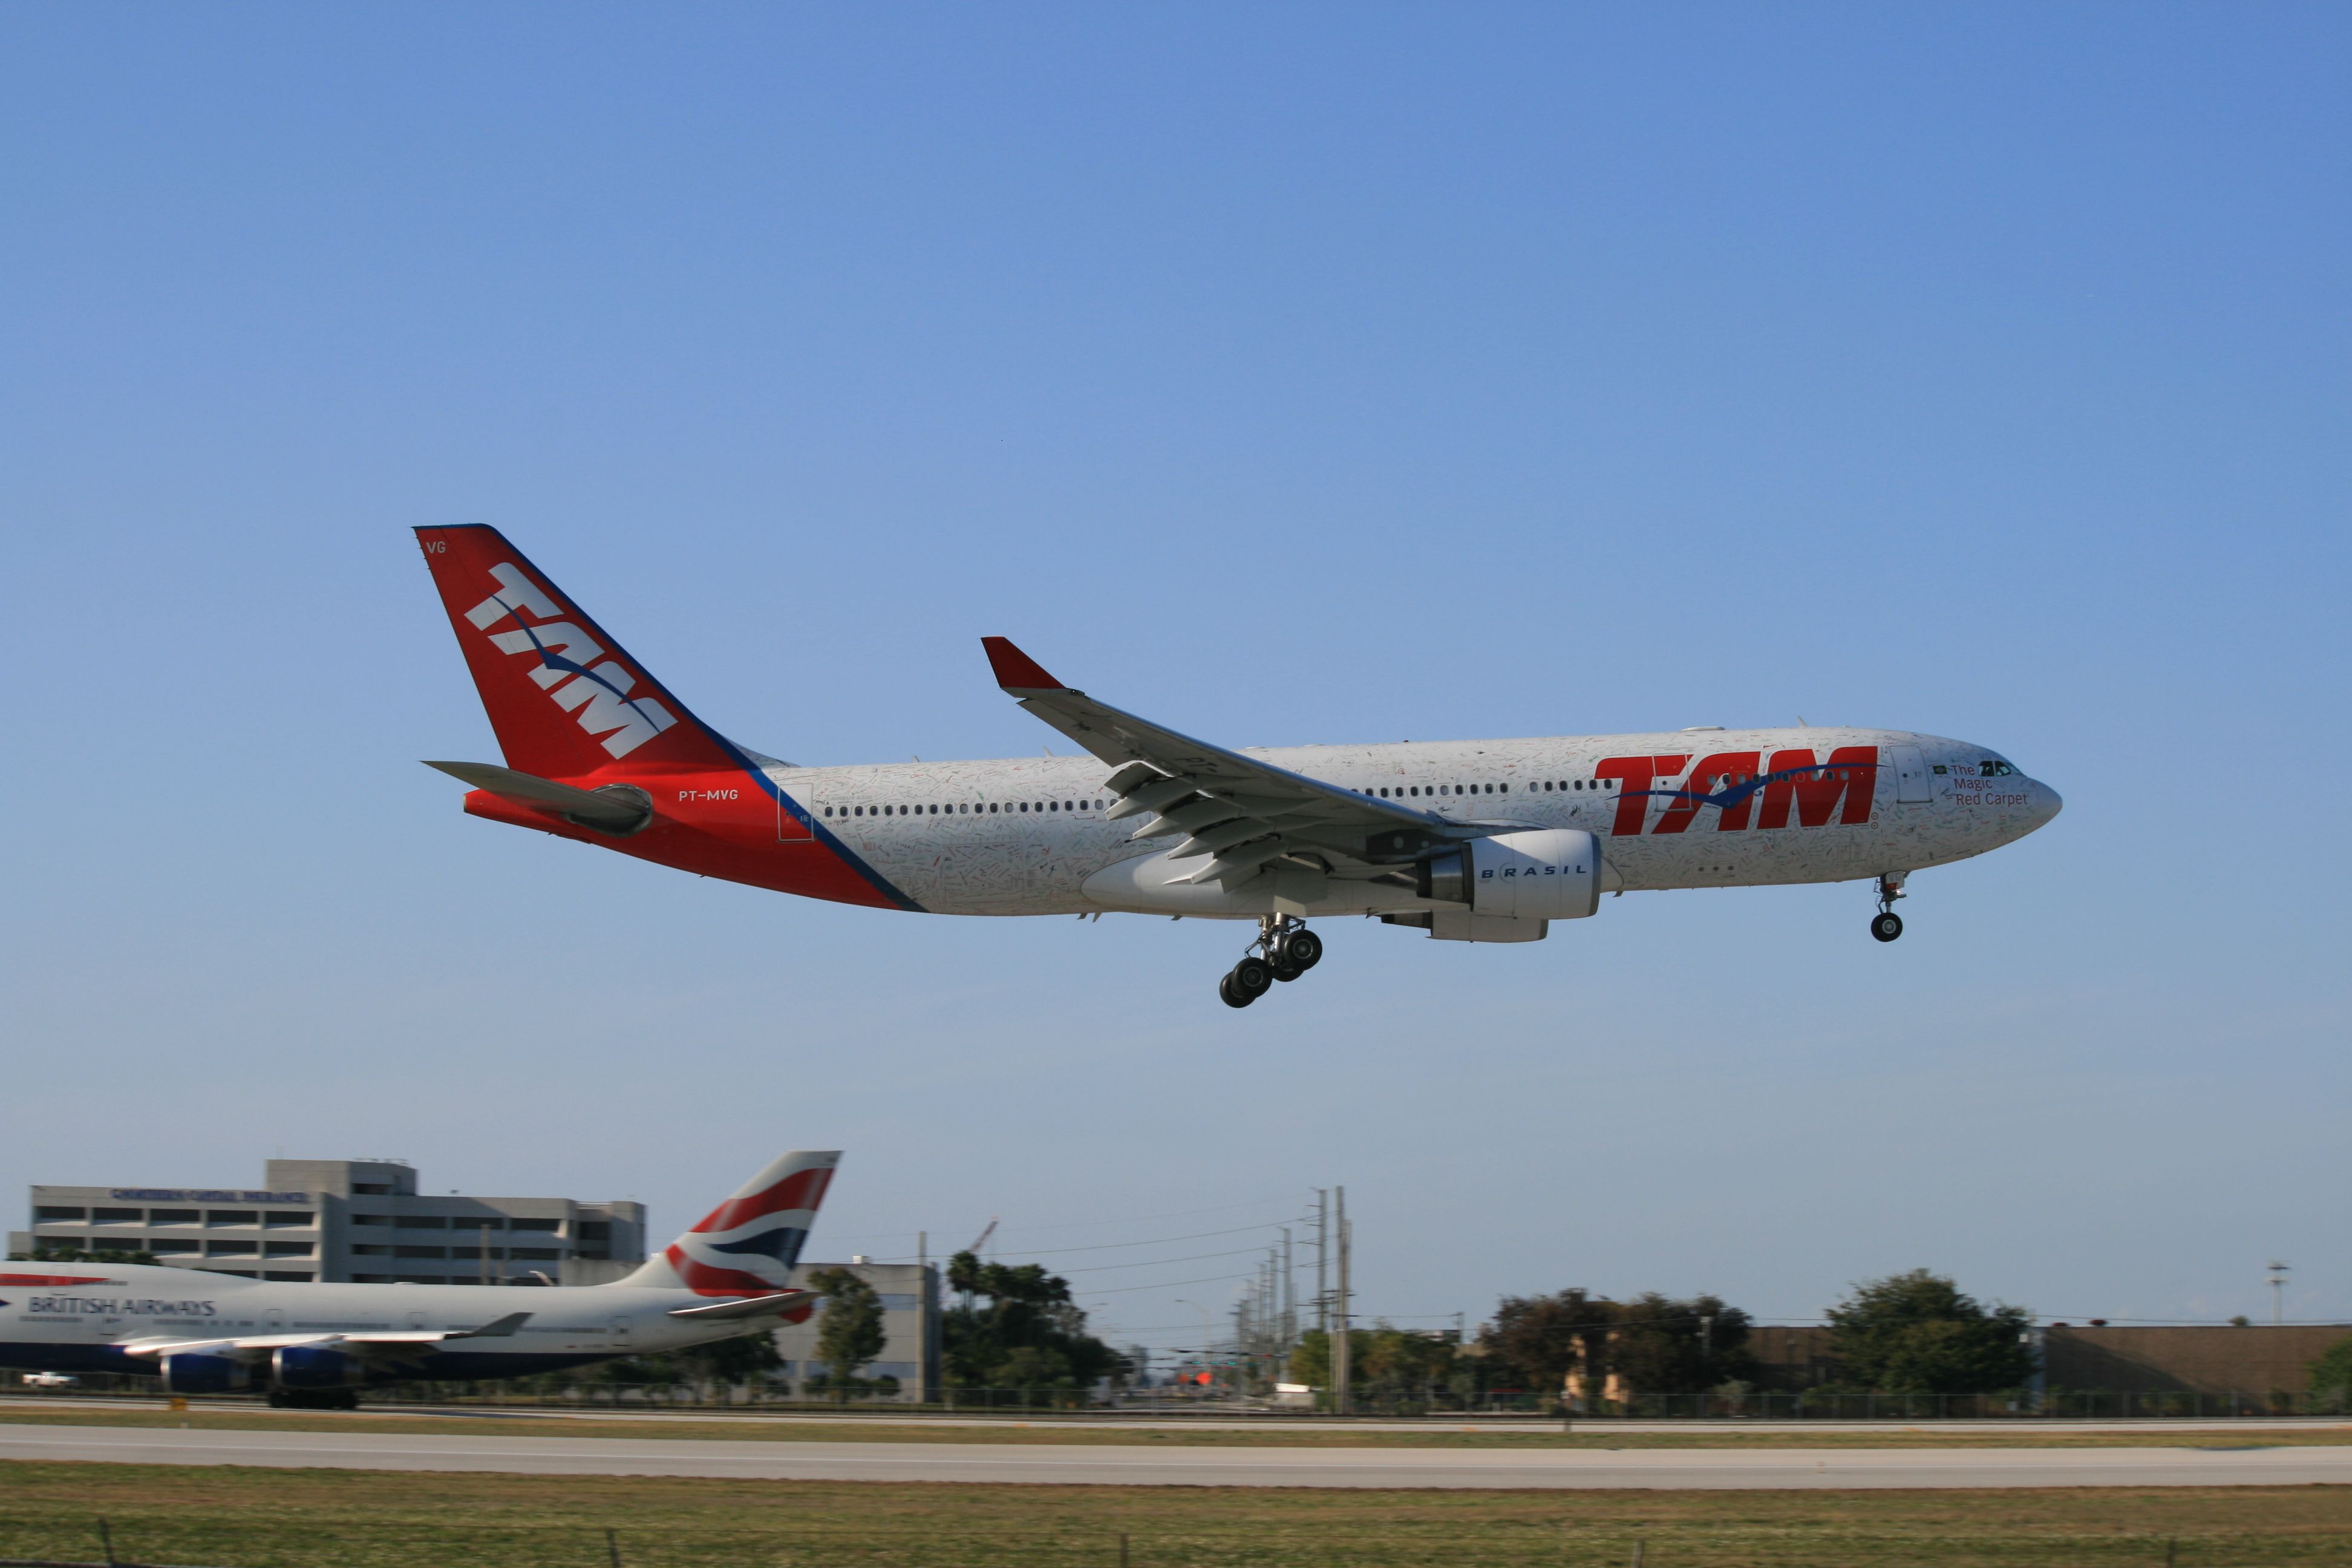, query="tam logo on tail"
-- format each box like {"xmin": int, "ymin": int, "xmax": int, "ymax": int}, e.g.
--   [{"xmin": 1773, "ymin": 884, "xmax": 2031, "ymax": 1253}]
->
[{"xmin": 463, "ymin": 562, "xmax": 679, "ymax": 760}]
